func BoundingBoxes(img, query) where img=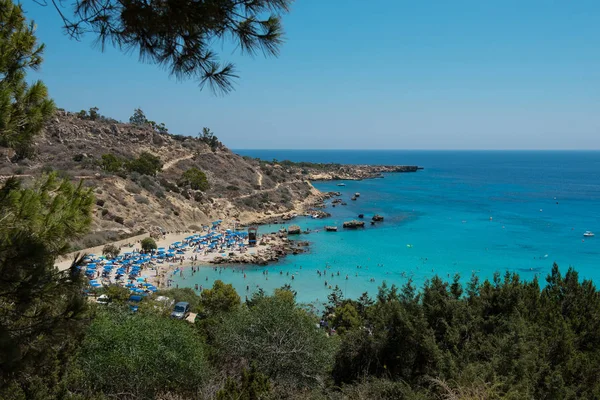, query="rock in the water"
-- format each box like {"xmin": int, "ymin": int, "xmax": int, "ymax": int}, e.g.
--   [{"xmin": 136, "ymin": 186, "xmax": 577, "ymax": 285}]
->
[
  {"xmin": 343, "ymin": 220, "xmax": 365, "ymax": 229},
  {"xmin": 372, "ymin": 214, "xmax": 384, "ymax": 222}
]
